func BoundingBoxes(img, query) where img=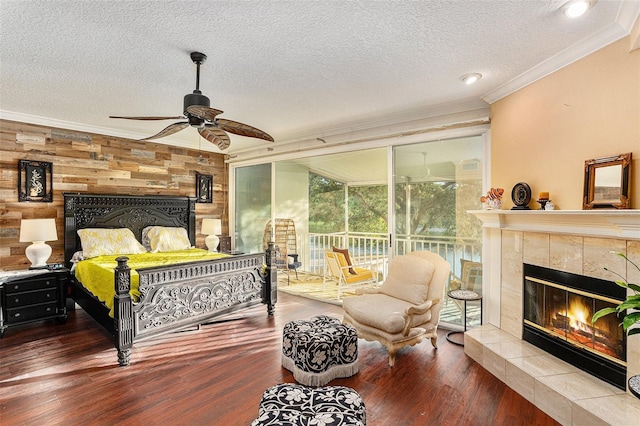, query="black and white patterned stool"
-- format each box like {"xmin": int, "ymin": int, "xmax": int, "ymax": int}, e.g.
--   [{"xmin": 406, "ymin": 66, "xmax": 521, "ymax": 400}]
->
[
  {"xmin": 251, "ymin": 383, "xmax": 366, "ymax": 426},
  {"xmin": 282, "ymin": 315, "xmax": 358, "ymax": 386}
]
